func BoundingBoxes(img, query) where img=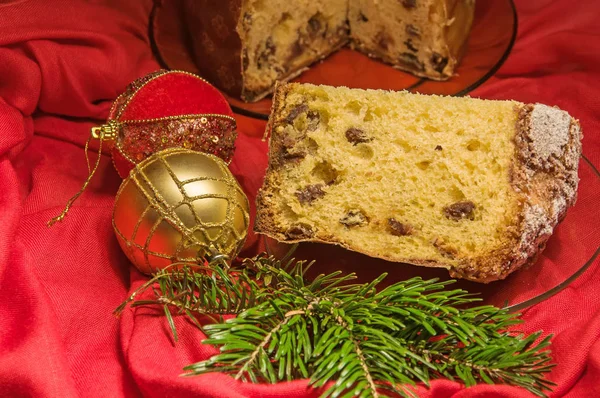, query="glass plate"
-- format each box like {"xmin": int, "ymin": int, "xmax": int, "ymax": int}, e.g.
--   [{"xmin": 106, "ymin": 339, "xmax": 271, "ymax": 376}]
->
[
  {"xmin": 264, "ymin": 156, "xmax": 600, "ymax": 312},
  {"xmin": 150, "ymin": 0, "xmax": 517, "ymax": 119}
]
